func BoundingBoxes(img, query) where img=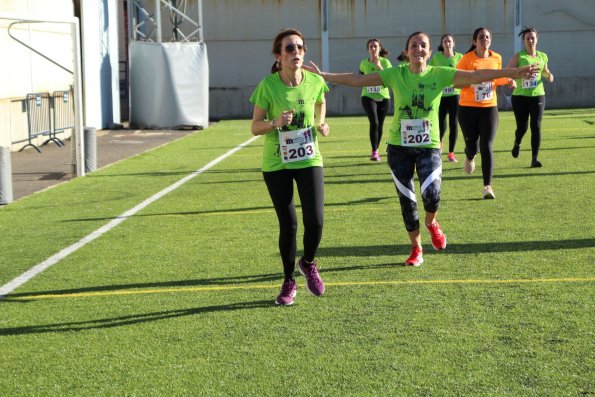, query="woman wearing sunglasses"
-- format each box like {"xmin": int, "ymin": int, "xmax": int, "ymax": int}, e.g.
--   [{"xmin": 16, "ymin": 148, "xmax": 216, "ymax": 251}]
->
[
  {"xmin": 250, "ymin": 28, "xmax": 329, "ymax": 305},
  {"xmin": 305, "ymin": 31, "xmax": 537, "ymax": 266}
]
